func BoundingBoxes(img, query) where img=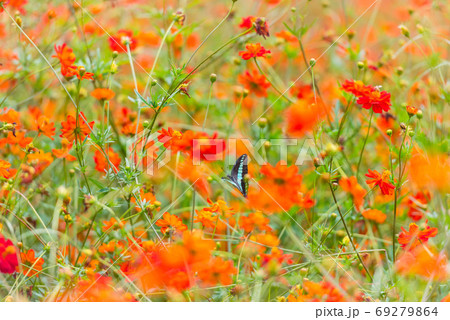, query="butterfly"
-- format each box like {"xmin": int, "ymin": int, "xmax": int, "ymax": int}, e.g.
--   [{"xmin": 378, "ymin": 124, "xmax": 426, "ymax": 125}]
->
[{"xmin": 222, "ymin": 154, "xmax": 249, "ymax": 198}]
